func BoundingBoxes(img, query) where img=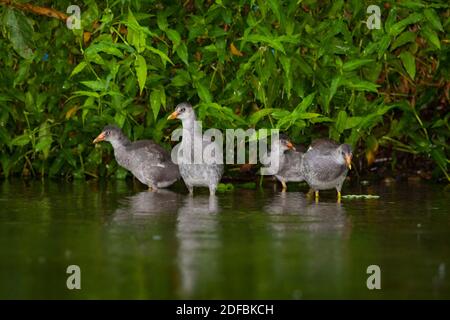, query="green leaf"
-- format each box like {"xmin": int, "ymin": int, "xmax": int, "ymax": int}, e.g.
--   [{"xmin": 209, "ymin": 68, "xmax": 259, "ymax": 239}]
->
[
  {"xmin": 342, "ymin": 59, "xmax": 374, "ymax": 72},
  {"xmin": 421, "ymin": 26, "xmax": 441, "ymax": 49},
  {"xmin": 271, "ymin": 110, "xmax": 291, "ymax": 119},
  {"xmin": 156, "ymin": 11, "xmax": 168, "ymax": 31},
  {"xmin": 389, "ymin": 13, "xmax": 422, "ymax": 37},
  {"xmin": 72, "ymin": 91, "xmax": 100, "ymax": 98},
  {"xmin": 11, "ymin": 134, "xmax": 30, "ymax": 147},
  {"xmin": 80, "ymin": 80, "xmax": 106, "ymax": 91},
  {"xmin": 114, "ymin": 112, "xmax": 126, "ymax": 128},
  {"xmin": 135, "ymin": 54, "xmax": 147, "ymax": 94},
  {"xmin": 279, "ymin": 55, "xmax": 292, "ymax": 98},
  {"xmin": 70, "ymin": 61, "xmax": 87, "ymax": 78},
  {"xmin": 430, "ymin": 148, "xmax": 449, "ymax": 181},
  {"xmin": 248, "ymin": 108, "xmax": 277, "ymax": 125},
  {"xmin": 37, "ymin": 122, "xmax": 52, "ymax": 155},
  {"xmin": 377, "ymin": 35, "xmax": 391, "ymax": 58},
  {"xmin": 176, "ymin": 42, "xmax": 189, "ymax": 65},
  {"xmin": 195, "ymin": 81, "xmax": 212, "ymax": 103},
  {"xmin": 85, "ymin": 42, "xmax": 124, "ymax": 58},
  {"xmin": 3, "ymin": 9, "xmax": 34, "ymax": 59},
  {"xmin": 150, "ymin": 89, "xmax": 161, "ymax": 120},
  {"xmin": 327, "ymin": 76, "xmax": 341, "ymax": 110},
  {"xmin": 397, "ymin": 1, "xmax": 425, "ymax": 9},
  {"xmin": 35, "ymin": 135, "xmax": 52, "ymax": 159},
  {"xmin": 343, "ymin": 79, "xmax": 379, "ymax": 93},
  {"xmin": 345, "ymin": 116, "xmax": 363, "ymax": 129},
  {"xmin": 126, "ymin": 10, "xmax": 154, "ymax": 53},
  {"xmin": 424, "ymin": 8, "xmax": 443, "ymax": 32},
  {"xmin": 335, "ymin": 110, "xmax": 347, "ymax": 133},
  {"xmin": 146, "ymin": 46, "xmax": 173, "ymax": 66},
  {"xmin": 391, "ymin": 31, "xmax": 416, "ymax": 51},
  {"xmin": 267, "ymin": 0, "xmax": 281, "ymax": 22},
  {"xmin": 294, "ymin": 93, "xmax": 316, "ymax": 113},
  {"xmin": 217, "ymin": 183, "xmax": 234, "ymax": 192},
  {"xmin": 297, "ymin": 56, "xmax": 313, "ymax": 75},
  {"xmin": 171, "ymin": 69, "xmax": 191, "ymax": 86},
  {"xmin": 399, "ymin": 51, "xmax": 416, "ymax": 79},
  {"xmin": 242, "ymin": 34, "xmax": 286, "ymax": 54},
  {"xmin": 166, "ymin": 29, "xmax": 181, "ymax": 48},
  {"xmin": 385, "ymin": 6, "xmax": 398, "ymax": 33},
  {"xmin": 85, "ymin": 52, "xmax": 105, "ymax": 65},
  {"xmin": 296, "ymin": 113, "xmax": 321, "ymax": 119}
]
